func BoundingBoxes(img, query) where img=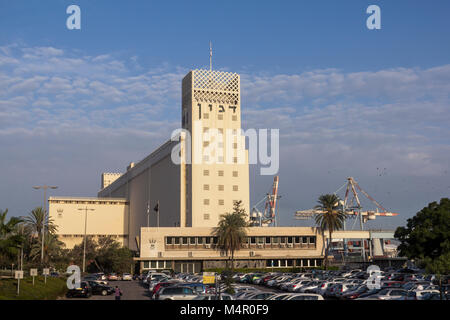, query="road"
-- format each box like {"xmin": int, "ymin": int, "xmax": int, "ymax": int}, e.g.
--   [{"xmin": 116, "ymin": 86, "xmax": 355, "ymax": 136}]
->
[{"xmin": 65, "ymin": 280, "xmax": 150, "ymax": 300}]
